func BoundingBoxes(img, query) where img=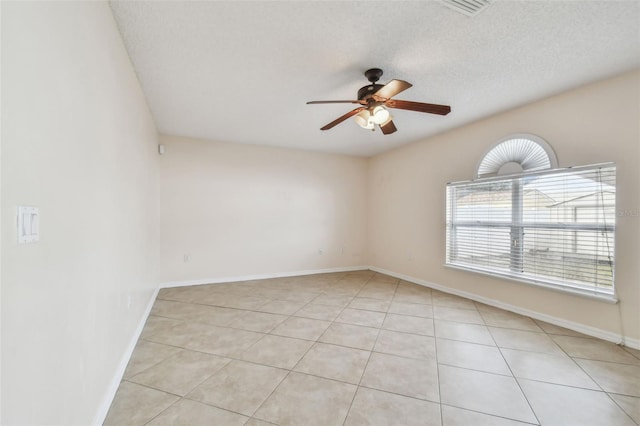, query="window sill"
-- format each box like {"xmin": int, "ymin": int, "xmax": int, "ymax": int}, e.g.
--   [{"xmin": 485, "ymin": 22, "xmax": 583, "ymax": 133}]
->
[{"xmin": 444, "ymin": 263, "xmax": 618, "ymax": 304}]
